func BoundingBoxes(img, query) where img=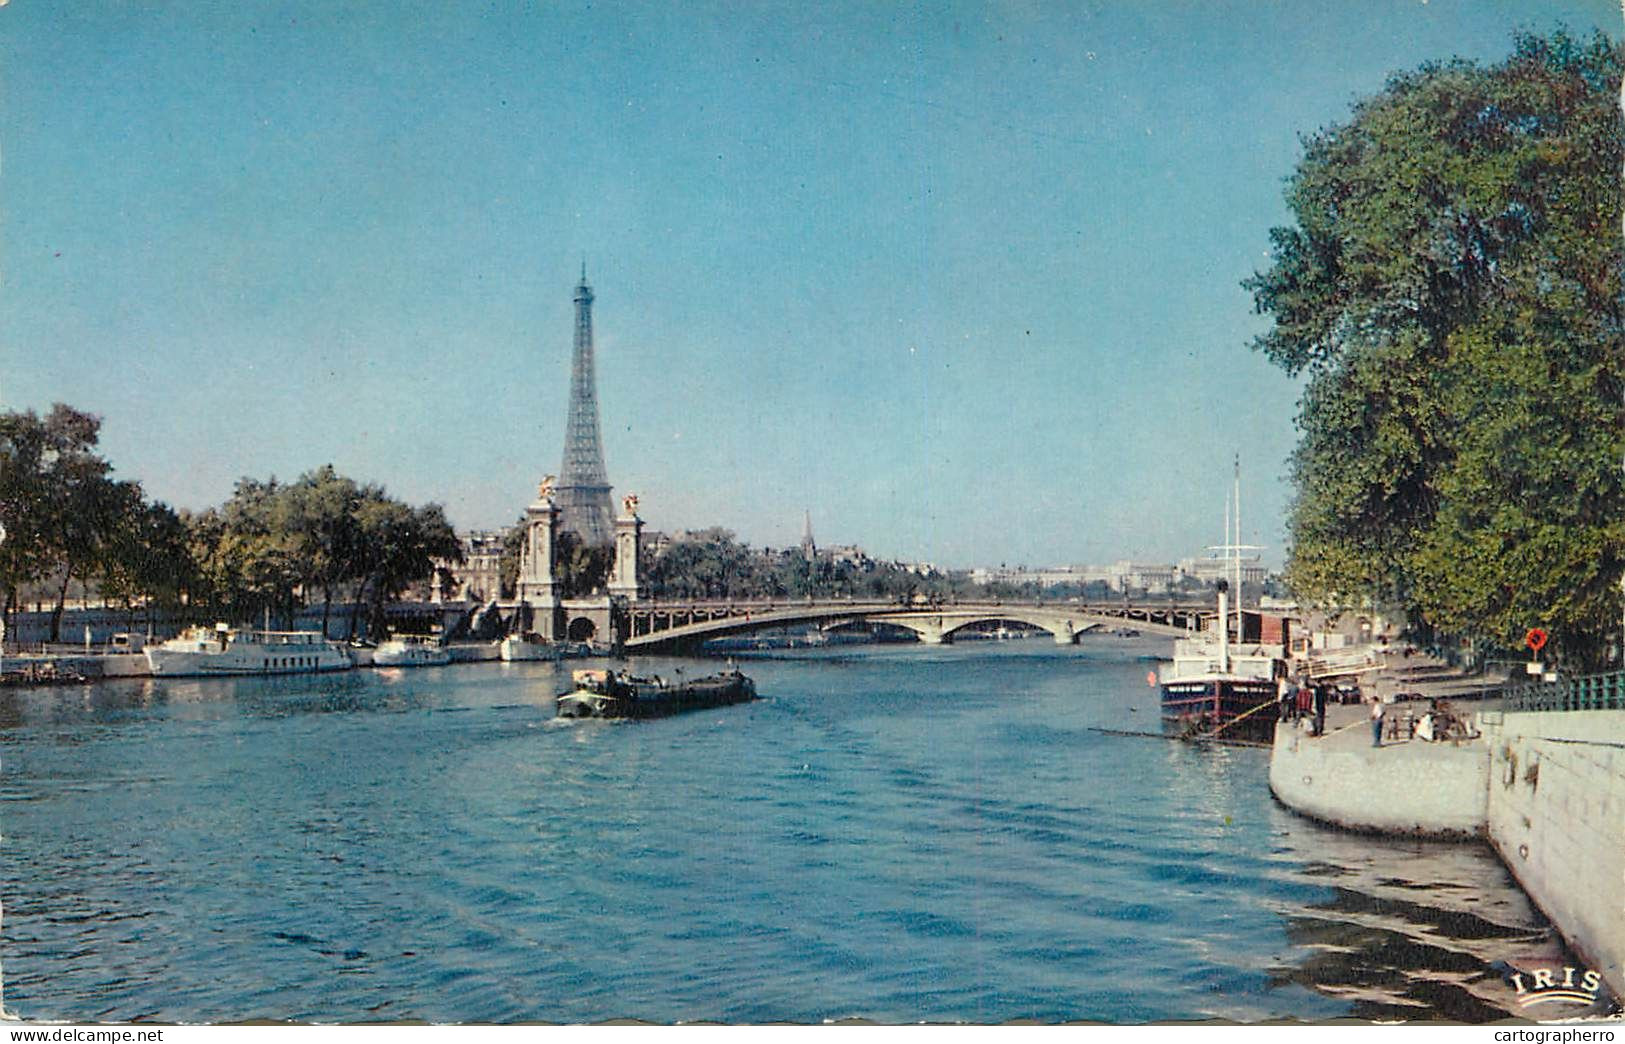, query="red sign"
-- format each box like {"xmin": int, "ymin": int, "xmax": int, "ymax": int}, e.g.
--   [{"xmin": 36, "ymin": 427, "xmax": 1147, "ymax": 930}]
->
[{"xmin": 1525, "ymin": 628, "xmax": 1549, "ymax": 652}]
